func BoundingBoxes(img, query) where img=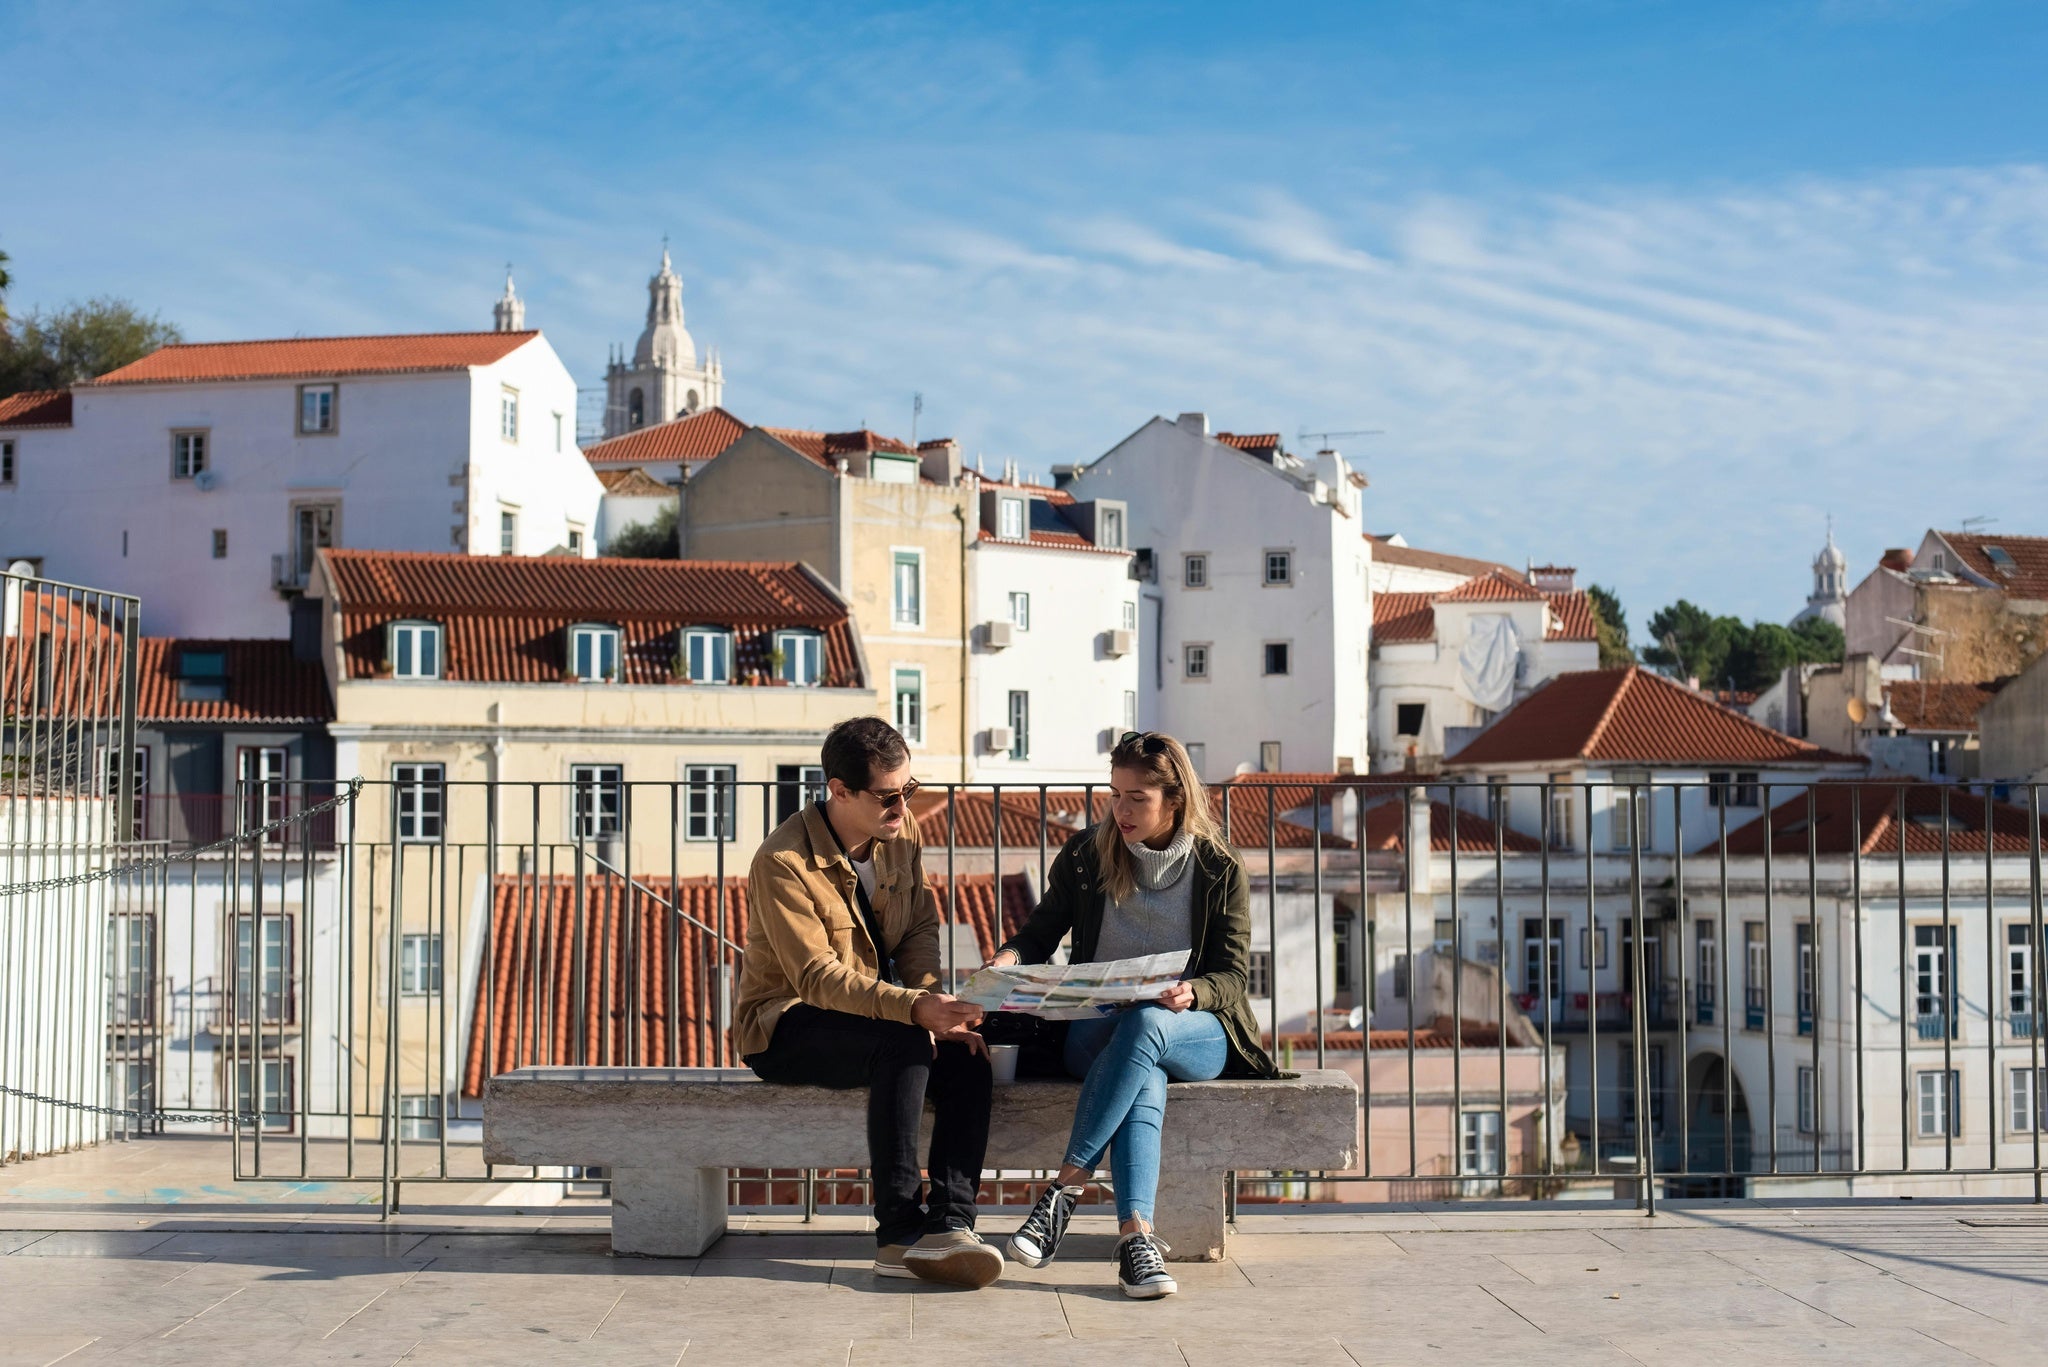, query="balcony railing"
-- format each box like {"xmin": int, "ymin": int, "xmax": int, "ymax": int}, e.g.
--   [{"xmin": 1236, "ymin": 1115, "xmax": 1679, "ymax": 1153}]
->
[{"xmin": 121, "ymin": 793, "xmax": 337, "ymax": 851}]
